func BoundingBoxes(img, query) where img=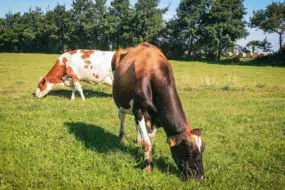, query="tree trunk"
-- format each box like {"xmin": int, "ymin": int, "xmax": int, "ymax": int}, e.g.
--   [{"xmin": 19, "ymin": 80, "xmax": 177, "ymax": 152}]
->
[
  {"xmin": 217, "ymin": 40, "xmax": 222, "ymax": 61},
  {"xmin": 188, "ymin": 38, "xmax": 193, "ymax": 60},
  {"xmin": 279, "ymin": 32, "xmax": 283, "ymax": 54}
]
